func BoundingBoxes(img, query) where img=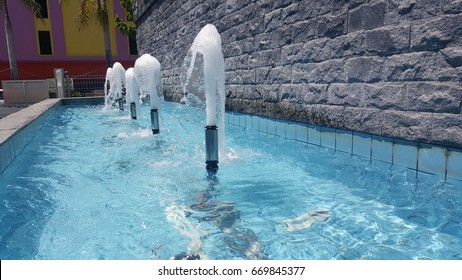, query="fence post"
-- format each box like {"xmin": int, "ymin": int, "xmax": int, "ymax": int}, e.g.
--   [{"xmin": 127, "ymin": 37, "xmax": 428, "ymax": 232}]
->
[{"xmin": 54, "ymin": 68, "xmax": 65, "ymax": 98}]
